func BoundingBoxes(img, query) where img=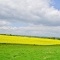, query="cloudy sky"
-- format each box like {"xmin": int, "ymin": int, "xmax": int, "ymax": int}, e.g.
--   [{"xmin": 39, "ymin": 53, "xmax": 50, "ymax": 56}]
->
[{"xmin": 0, "ymin": 0, "xmax": 60, "ymax": 37}]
